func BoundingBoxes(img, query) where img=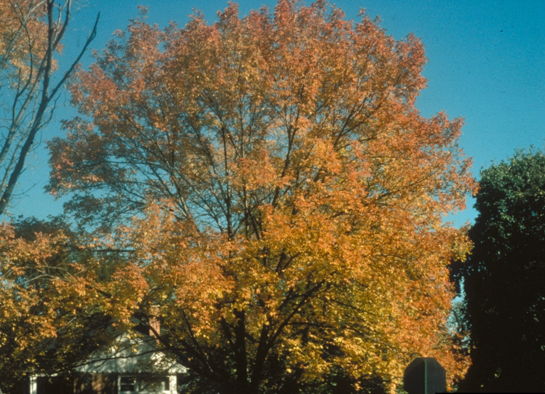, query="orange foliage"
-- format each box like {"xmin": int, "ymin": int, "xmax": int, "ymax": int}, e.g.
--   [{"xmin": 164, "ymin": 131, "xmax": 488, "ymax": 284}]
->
[
  {"xmin": 0, "ymin": 0, "xmax": 49, "ymax": 80},
  {"xmin": 47, "ymin": 1, "xmax": 475, "ymax": 391},
  {"xmin": 0, "ymin": 222, "xmax": 113, "ymax": 385}
]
